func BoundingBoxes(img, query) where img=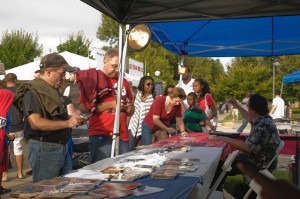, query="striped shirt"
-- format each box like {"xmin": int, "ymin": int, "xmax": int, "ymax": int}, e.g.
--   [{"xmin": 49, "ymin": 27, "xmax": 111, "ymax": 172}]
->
[
  {"xmin": 129, "ymin": 91, "xmax": 154, "ymax": 137},
  {"xmin": 183, "ymin": 106, "xmax": 206, "ymax": 132}
]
